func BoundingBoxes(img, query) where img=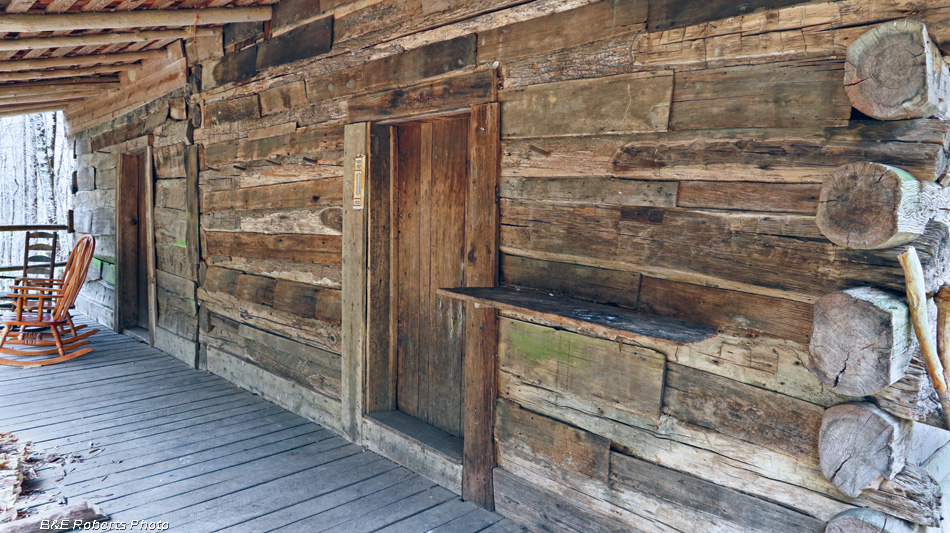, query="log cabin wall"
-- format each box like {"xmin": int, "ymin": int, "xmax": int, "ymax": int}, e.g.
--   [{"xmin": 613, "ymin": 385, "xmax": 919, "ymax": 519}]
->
[{"xmin": 62, "ymin": 0, "xmax": 950, "ymax": 531}]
